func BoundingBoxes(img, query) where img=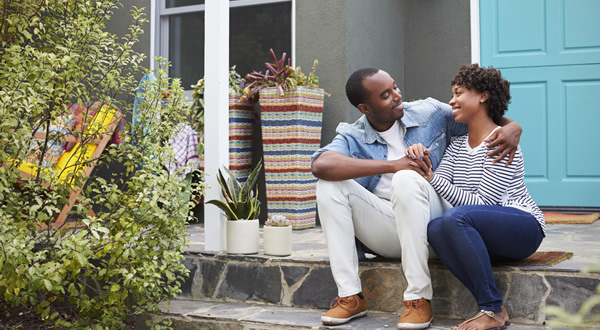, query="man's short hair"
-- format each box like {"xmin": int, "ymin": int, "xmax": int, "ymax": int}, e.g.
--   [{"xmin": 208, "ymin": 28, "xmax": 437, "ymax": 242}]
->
[{"xmin": 346, "ymin": 68, "xmax": 380, "ymax": 108}]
